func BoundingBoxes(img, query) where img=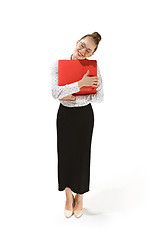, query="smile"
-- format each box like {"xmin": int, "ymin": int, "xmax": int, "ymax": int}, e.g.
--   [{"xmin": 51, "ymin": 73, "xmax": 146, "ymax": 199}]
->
[{"xmin": 78, "ymin": 51, "xmax": 83, "ymax": 57}]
